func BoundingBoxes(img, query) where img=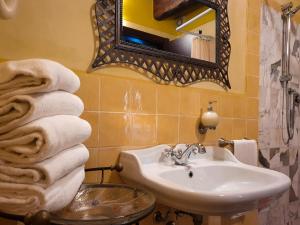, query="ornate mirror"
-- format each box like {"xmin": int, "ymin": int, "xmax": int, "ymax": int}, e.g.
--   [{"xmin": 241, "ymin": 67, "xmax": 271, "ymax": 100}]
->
[{"xmin": 92, "ymin": 0, "xmax": 231, "ymax": 89}]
